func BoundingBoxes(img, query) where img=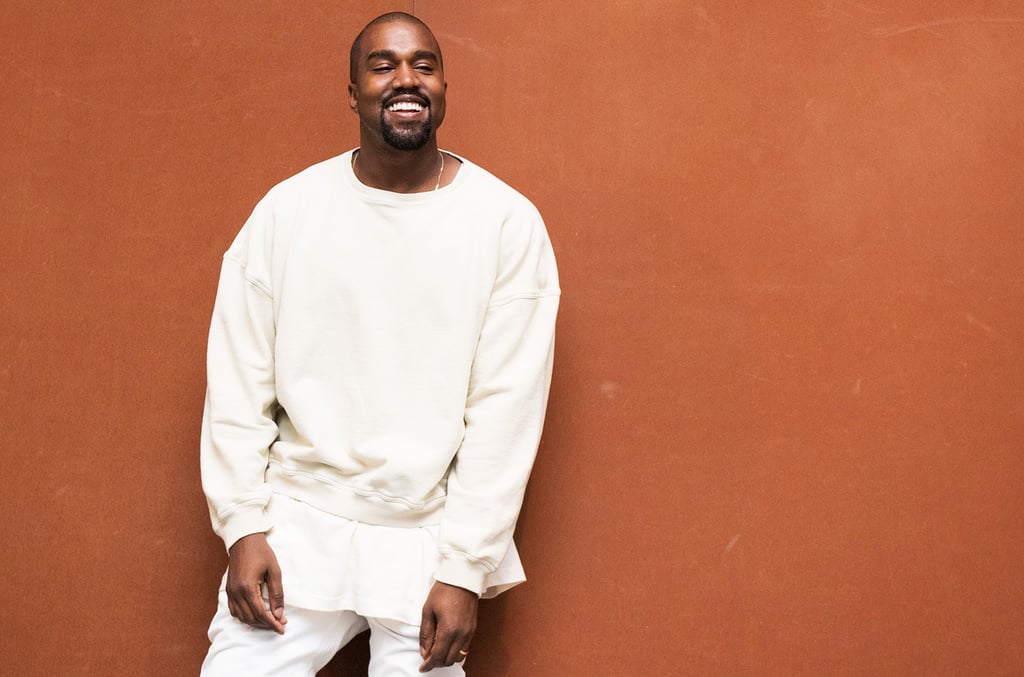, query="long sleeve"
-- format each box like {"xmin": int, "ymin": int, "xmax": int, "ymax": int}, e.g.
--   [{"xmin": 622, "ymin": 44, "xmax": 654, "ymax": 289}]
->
[
  {"xmin": 434, "ymin": 204, "xmax": 560, "ymax": 594},
  {"xmin": 200, "ymin": 204, "xmax": 280, "ymax": 550}
]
